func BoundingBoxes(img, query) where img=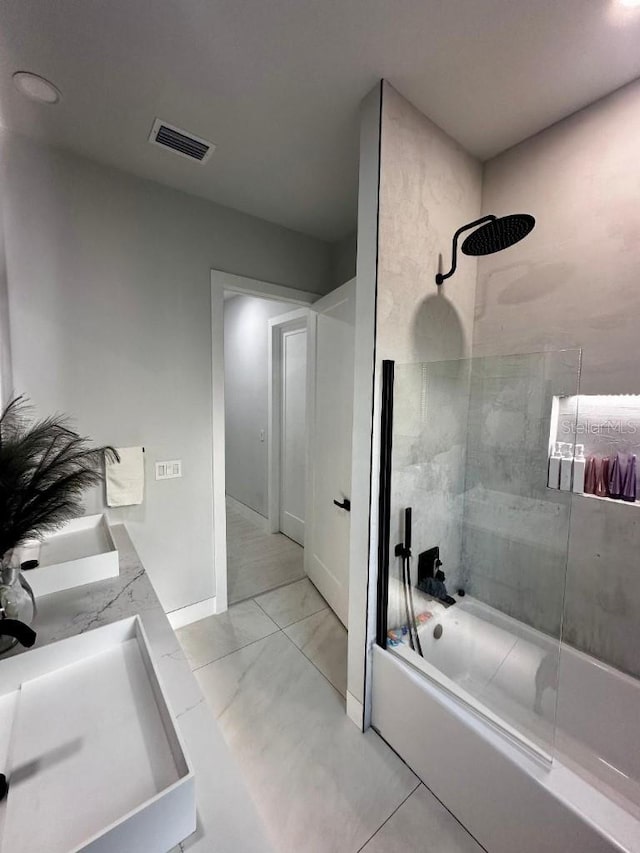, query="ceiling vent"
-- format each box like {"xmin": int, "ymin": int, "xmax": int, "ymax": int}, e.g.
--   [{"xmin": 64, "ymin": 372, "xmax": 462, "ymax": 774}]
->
[{"xmin": 148, "ymin": 118, "xmax": 215, "ymax": 164}]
